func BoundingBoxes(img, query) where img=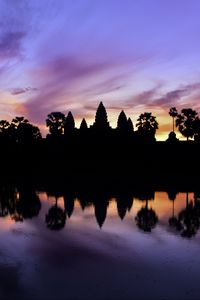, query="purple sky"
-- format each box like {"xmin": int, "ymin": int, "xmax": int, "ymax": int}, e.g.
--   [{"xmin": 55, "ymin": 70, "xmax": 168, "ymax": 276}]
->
[{"xmin": 1, "ymin": 0, "xmax": 200, "ymax": 139}]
